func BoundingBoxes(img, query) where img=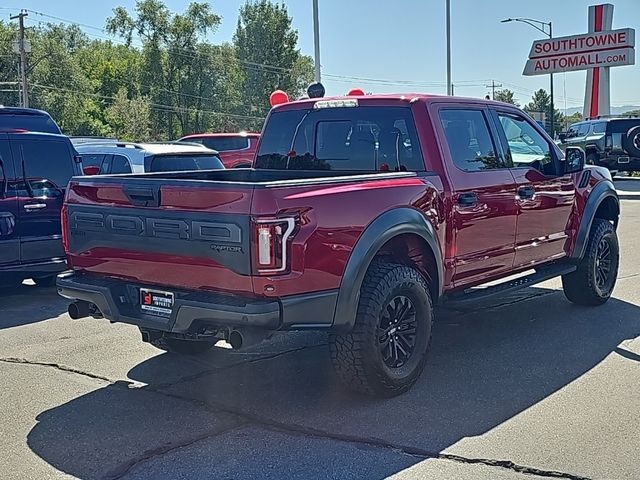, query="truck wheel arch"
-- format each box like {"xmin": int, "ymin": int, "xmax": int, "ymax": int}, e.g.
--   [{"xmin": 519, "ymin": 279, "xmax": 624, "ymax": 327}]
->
[
  {"xmin": 572, "ymin": 180, "xmax": 619, "ymax": 261},
  {"xmin": 331, "ymin": 208, "xmax": 444, "ymax": 332}
]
